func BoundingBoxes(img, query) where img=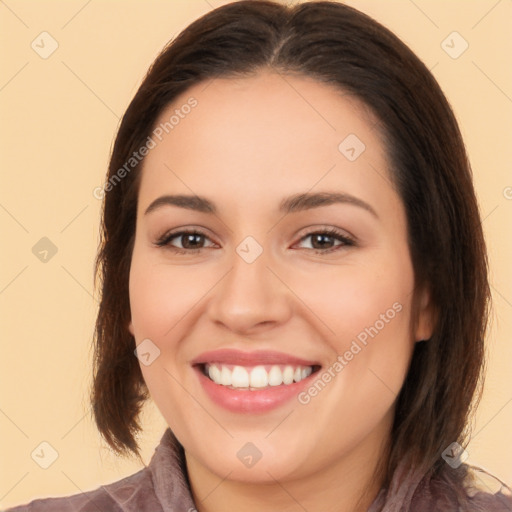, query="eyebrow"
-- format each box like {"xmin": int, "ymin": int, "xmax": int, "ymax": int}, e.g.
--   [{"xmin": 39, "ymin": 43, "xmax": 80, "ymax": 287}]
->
[{"xmin": 144, "ymin": 191, "xmax": 378, "ymax": 218}]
